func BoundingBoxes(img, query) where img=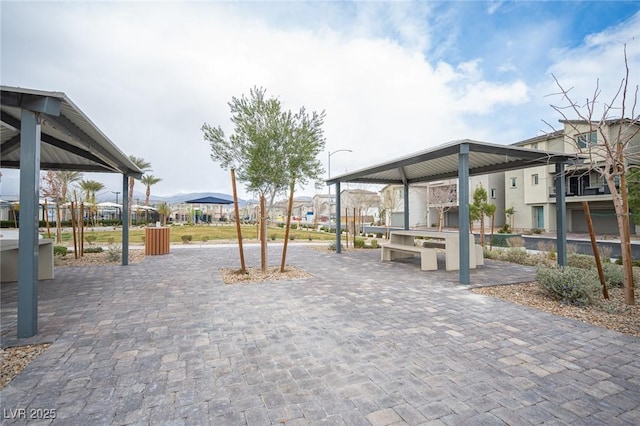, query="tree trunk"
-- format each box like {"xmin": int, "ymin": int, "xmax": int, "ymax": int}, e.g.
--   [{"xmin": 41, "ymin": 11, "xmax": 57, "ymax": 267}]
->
[
  {"xmin": 438, "ymin": 208, "xmax": 444, "ymax": 232},
  {"xmin": 44, "ymin": 199, "xmax": 51, "ymax": 239},
  {"xmin": 55, "ymin": 203, "xmax": 62, "ymax": 243},
  {"xmin": 281, "ymin": 180, "xmax": 296, "ymax": 272},
  {"xmin": 607, "ymin": 172, "xmax": 635, "ymax": 305},
  {"xmin": 479, "ymin": 214, "xmax": 485, "ymax": 248},
  {"xmin": 71, "ymin": 202, "xmax": 78, "ymax": 259},
  {"xmin": 353, "ymin": 208, "xmax": 357, "ymax": 248},
  {"xmin": 489, "ymin": 212, "xmax": 495, "ymax": 251},
  {"xmin": 260, "ymin": 195, "xmax": 267, "ymax": 273},
  {"xmin": 231, "ymin": 169, "xmax": 246, "ymax": 274},
  {"xmin": 619, "ymin": 173, "xmax": 635, "ymax": 305}
]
